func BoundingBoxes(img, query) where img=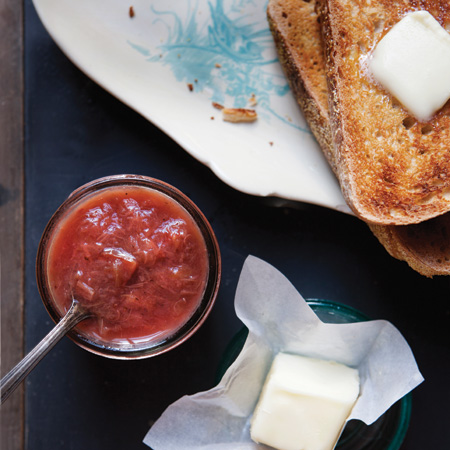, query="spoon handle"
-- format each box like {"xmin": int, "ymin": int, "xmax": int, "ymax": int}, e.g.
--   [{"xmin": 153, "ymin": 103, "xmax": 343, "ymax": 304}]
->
[{"xmin": 0, "ymin": 301, "xmax": 88, "ymax": 405}]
